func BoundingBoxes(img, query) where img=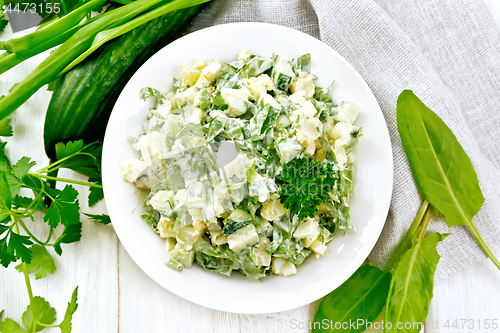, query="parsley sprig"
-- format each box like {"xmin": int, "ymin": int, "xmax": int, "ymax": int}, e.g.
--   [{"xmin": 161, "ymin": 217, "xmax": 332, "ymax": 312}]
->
[
  {"xmin": 0, "ymin": 3, "xmax": 8, "ymax": 33},
  {"xmin": 277, "ymin": 157, "xmax": 338, "ymax": 219},
  {"xmin": 0, "ymin": 140, "xmax": 104, "ymax": 264},
  {"xmin": 0, "ymin": 139, "xmax": 108, "ymax": 332}
]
